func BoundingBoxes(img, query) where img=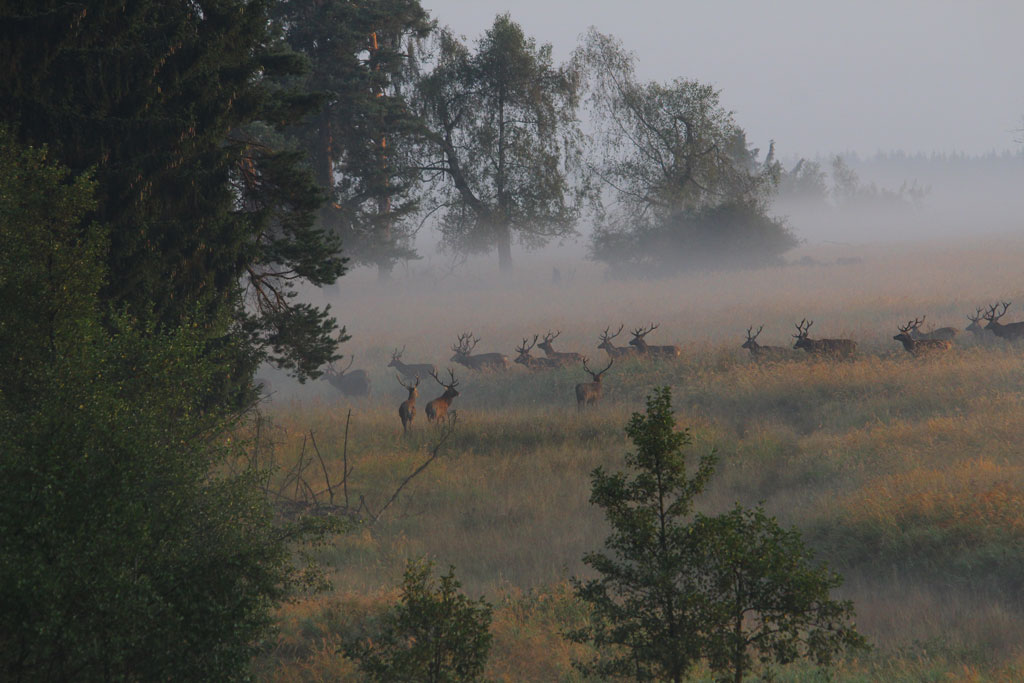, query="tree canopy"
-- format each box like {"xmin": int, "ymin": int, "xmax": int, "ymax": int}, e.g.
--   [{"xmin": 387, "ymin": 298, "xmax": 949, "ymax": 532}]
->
[{"xmin": 417, "ymin": 14, "xmax": 584, "ymax": 271}]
